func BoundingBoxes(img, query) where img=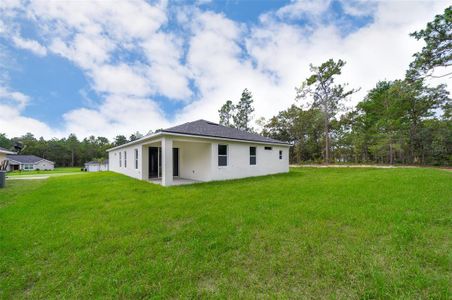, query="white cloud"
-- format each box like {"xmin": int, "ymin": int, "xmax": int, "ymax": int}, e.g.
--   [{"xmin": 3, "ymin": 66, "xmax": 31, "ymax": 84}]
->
[
  {"xmin": 0, "ymin": 104, "xmax": 57, "ymax": 138},
  {"xmin": 63, "ymin": 95, "xmax": 169, "ymax": 138},
  {"xmin": 0, "ymin": 0, "xmax": 450, "ymax": 140},
  {"xmin": 0, "ymin": 87, "xmax": 57, "ymax": 137},
  {"xmin": 90, "ymin": 63, "xmax": 152, "ymax": 97},
  {"xmin": 12, "ymin": 36, "xmax": 47, "ymax": 56},
  {"xmin": 275, "ymin": 0, "xmax": 331, "ymax": 20},
  {"xmin": 49, "ymin": 34, "xmax": 113, "ymax": 69},
  {"xmin": 0, "ymin": 86, "xmax": 29, "ymax": 109},
  {"xmin": 340, "ymin": 0, "xmax": 376, "ymax": 17}
]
